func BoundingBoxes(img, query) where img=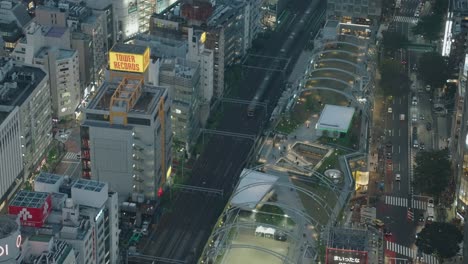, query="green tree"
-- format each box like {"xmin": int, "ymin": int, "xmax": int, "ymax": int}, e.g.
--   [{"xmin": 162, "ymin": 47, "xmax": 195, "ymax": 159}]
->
[
  {"xmin": 417, "ymin": 52, "xmax": 448, "ymax": 88},
  {"xmin": 413, "ymin": 149, "xmax": 451, "ymax": 199},
  {"xmin": 412, "ymin": 14, "xmax": 444, "ymax": 41},
  {"xmin": 381, "ymin": 31, "xmax": 407, "ymax": 53},
  {"xmin": 416, "ymin": 222, "xmax": 463, "ymax": 260},
  {"xmin": 379, "ymin": 59, "xmax": 410, "ymax": 96}
]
